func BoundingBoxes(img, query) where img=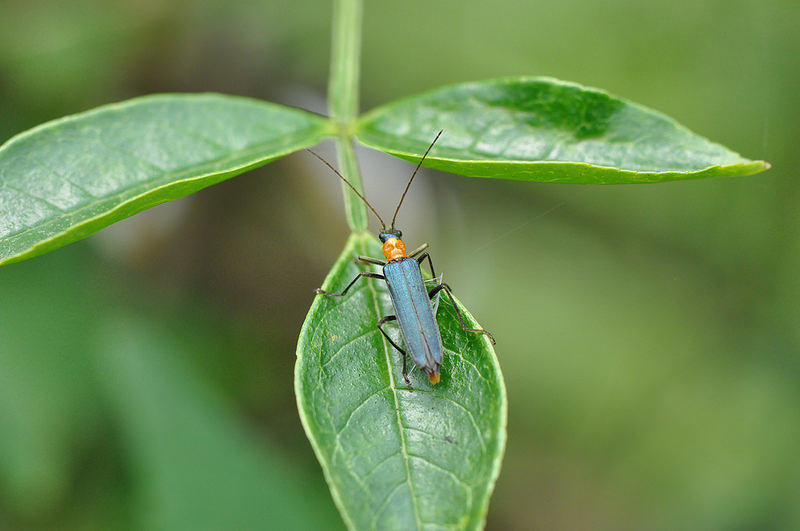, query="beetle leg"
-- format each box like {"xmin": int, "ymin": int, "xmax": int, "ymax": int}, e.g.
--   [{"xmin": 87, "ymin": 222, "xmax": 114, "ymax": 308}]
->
[
  {"xmin": 416, "ymin": 252, "xmax": 437, "ymax": 278},
  {"xmin": 408, "ymin": 242, "xmax": 429, "ymax": 259},
  {"xmin": 428, "ymin": 282, "xmax": 496, "ymax": 345},
  {"xmin": 356, "ymin": 255, "xmax": 385, "ymax": 266},
  {"xmin": 315, "ymin": 272, "xmax": 384, "ymax": 296},
  {"xmin": 377, "ymin": 315, "xmax": 412, "ymax": 386}
]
